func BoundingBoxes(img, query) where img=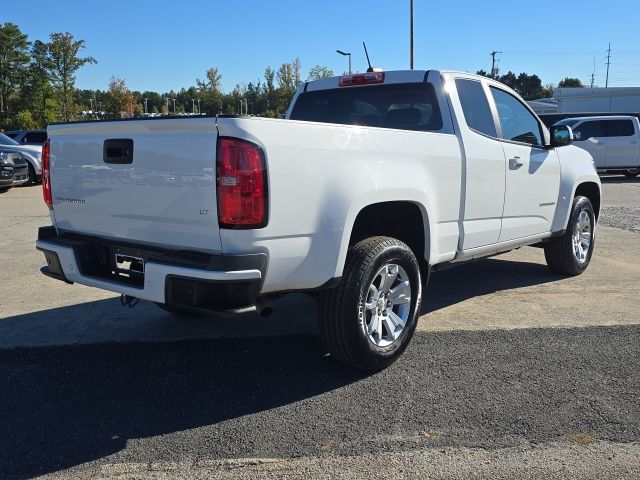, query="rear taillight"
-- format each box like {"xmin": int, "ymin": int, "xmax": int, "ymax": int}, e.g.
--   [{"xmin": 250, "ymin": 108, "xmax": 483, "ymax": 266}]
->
[
  {"xmin": 42, "ymin": 138, "xmax": 52, "ymax": 208},
  {"xmin": 338, "ymin": 72, "xmax": 385, "ymax": 87},
  {"xmin": 216, "ymin": 137, "xmax": 267, "ymax": 228}
]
